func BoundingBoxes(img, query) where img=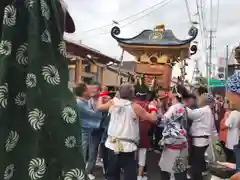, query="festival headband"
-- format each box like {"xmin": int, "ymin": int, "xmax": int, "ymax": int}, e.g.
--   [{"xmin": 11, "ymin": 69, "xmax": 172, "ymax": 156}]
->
[
  {"xmin": 136, "ymin": 92, "xmax": 147, "ymax": 96},
  {"xmin": 98, "ymin": 90, "xmax": 109, "ymax": 97}
]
